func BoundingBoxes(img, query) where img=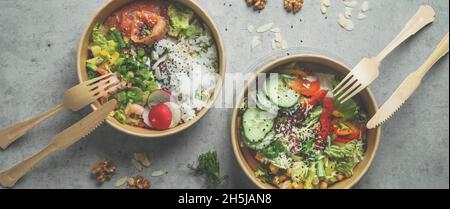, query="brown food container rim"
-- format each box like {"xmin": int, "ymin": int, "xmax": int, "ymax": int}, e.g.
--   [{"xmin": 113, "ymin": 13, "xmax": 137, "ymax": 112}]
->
[
  {"xmin": 231, "ymin": 54, "xmax": 381, "ymax": 189},
  {"xmin": 77, "ymin": 0, "xmax": 226, "ymax": 138}
]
